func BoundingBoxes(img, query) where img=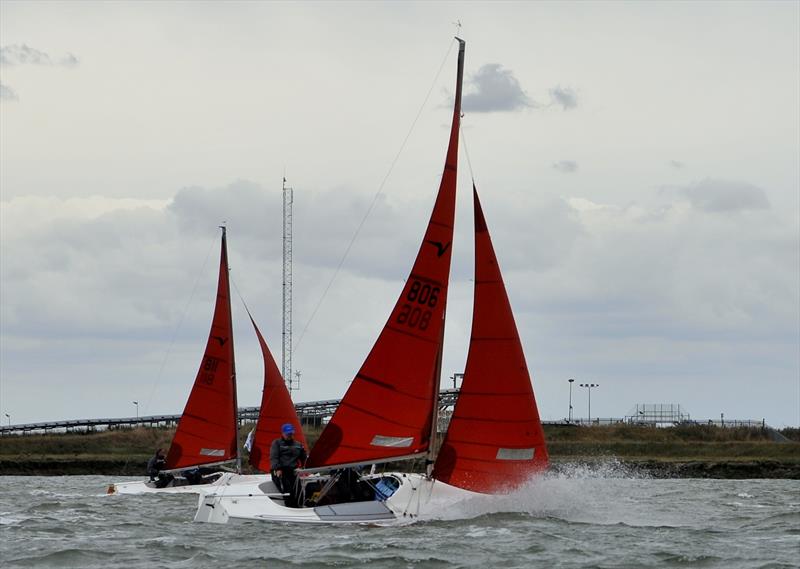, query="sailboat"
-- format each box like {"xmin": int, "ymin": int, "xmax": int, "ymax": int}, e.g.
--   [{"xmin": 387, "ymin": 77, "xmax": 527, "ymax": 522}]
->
[
  {"xmin": 109, "ymin": 228, "xmax": 301, "ymax": 495},
  {"xmin": 246, "ymin": 310, "xmax": 308, "ymax": 470},
  {"xmin": 194, "ymin": 38, "xmax": 548, "ymax": 524}
]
